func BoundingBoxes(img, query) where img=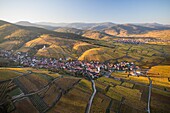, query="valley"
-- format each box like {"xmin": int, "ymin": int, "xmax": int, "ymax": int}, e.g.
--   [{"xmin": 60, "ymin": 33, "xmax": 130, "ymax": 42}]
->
[{"xmin": 0, "ymin": 20, "xmax": 170, "ymax": 113}]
